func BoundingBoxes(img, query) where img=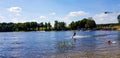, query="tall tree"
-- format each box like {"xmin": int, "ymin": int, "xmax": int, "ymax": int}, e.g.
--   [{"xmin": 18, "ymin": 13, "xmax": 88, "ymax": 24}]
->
[
  {"xmin": 69, "ymin": 18, "xmax": 96, "ymax": 30},
  {"xmin": 54, "ymin": 20, "xmax": 59, "ymax": 30},
  {"xmin": 117, "ymin": 15, "xmax": 120, "ymax": 23},
  {"xmin": 40, "ymin": 22, "xmax": 44, "ymax": 30},
  {"xmin": 44, "ymin": 22, "xmax": 48, "ymax": 30},
  {"xmin": 54, "ymin": 21, "xmax": 66, "ymax": 31},
  {"xmin": 59, "ymin": 22, "xmax": 66, "ymax": 30},
  {"xmin": 69, "ymin": 21, "xmax": 77, "ymax": 30},
  {"xmin": 47, "ymin": 22, "xmax": 52, "ymax": 31}
]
